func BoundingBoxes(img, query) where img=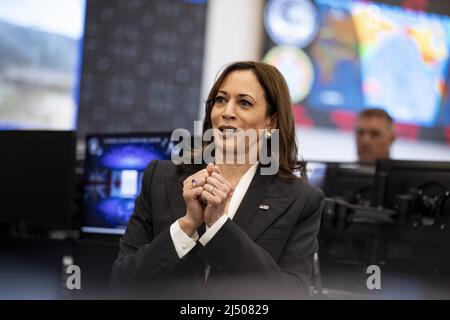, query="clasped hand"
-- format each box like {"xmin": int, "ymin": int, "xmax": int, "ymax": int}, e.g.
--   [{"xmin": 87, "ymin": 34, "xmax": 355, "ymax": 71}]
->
[{"xmin": 180, "ymin": 163, "xmax": 234, "ymax": 236}]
